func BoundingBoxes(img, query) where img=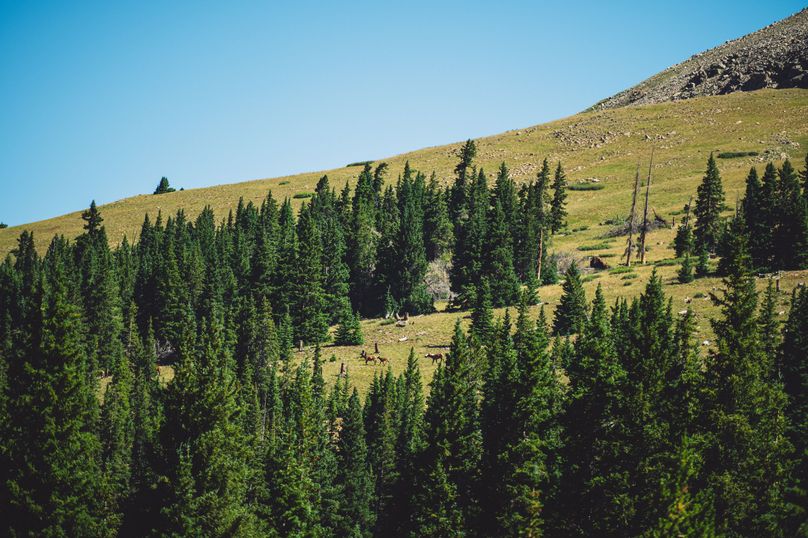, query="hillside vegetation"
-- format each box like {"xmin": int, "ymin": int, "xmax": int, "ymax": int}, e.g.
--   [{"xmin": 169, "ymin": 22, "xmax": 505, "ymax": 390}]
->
[{"xmin": 3, "ymin": 89, "xmax": 807, "ymax": 257}]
